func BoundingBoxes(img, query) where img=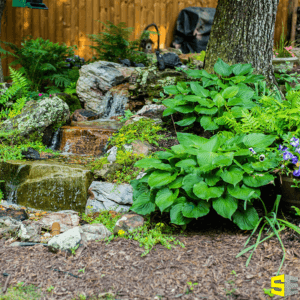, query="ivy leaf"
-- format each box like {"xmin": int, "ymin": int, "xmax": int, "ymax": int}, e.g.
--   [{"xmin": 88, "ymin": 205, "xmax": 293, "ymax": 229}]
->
[
  {"xmin": 193, "ymin": 181, "xmax": 224, "ymax": 200},
  {"xmin": 182, "ymin": 201, "xmax": 210, "ymax": 218},
  {"xmin": 232, "ymin": 206, "xmax": 259, "ymax": 230},
  {"xmin": 212, "ymin": 194, "xmax": 238, "ymax": 220}
]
